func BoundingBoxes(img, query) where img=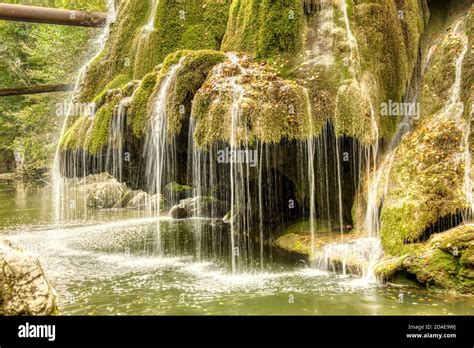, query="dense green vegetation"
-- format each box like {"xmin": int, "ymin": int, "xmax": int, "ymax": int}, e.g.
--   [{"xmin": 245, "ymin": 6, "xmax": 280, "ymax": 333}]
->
[{"xmin": 0, "ymin": 0, "xmax": 105, "ymax": 177}]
